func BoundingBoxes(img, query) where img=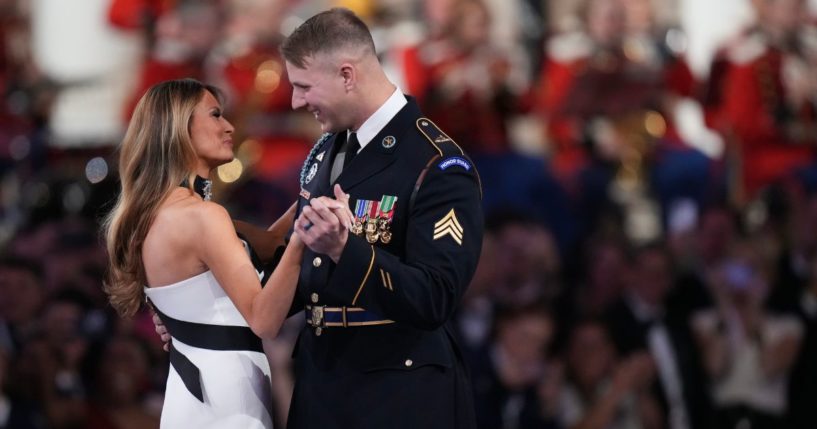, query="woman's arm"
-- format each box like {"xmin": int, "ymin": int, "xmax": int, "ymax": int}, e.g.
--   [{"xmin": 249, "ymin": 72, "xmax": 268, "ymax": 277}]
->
[
  {"xmin": 233, "ymin": 202, "xmax": 296, "ymax": 262},
  {"xmin": 199, "ymin": 202, "xmax": 303, "ymax": 339}
]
